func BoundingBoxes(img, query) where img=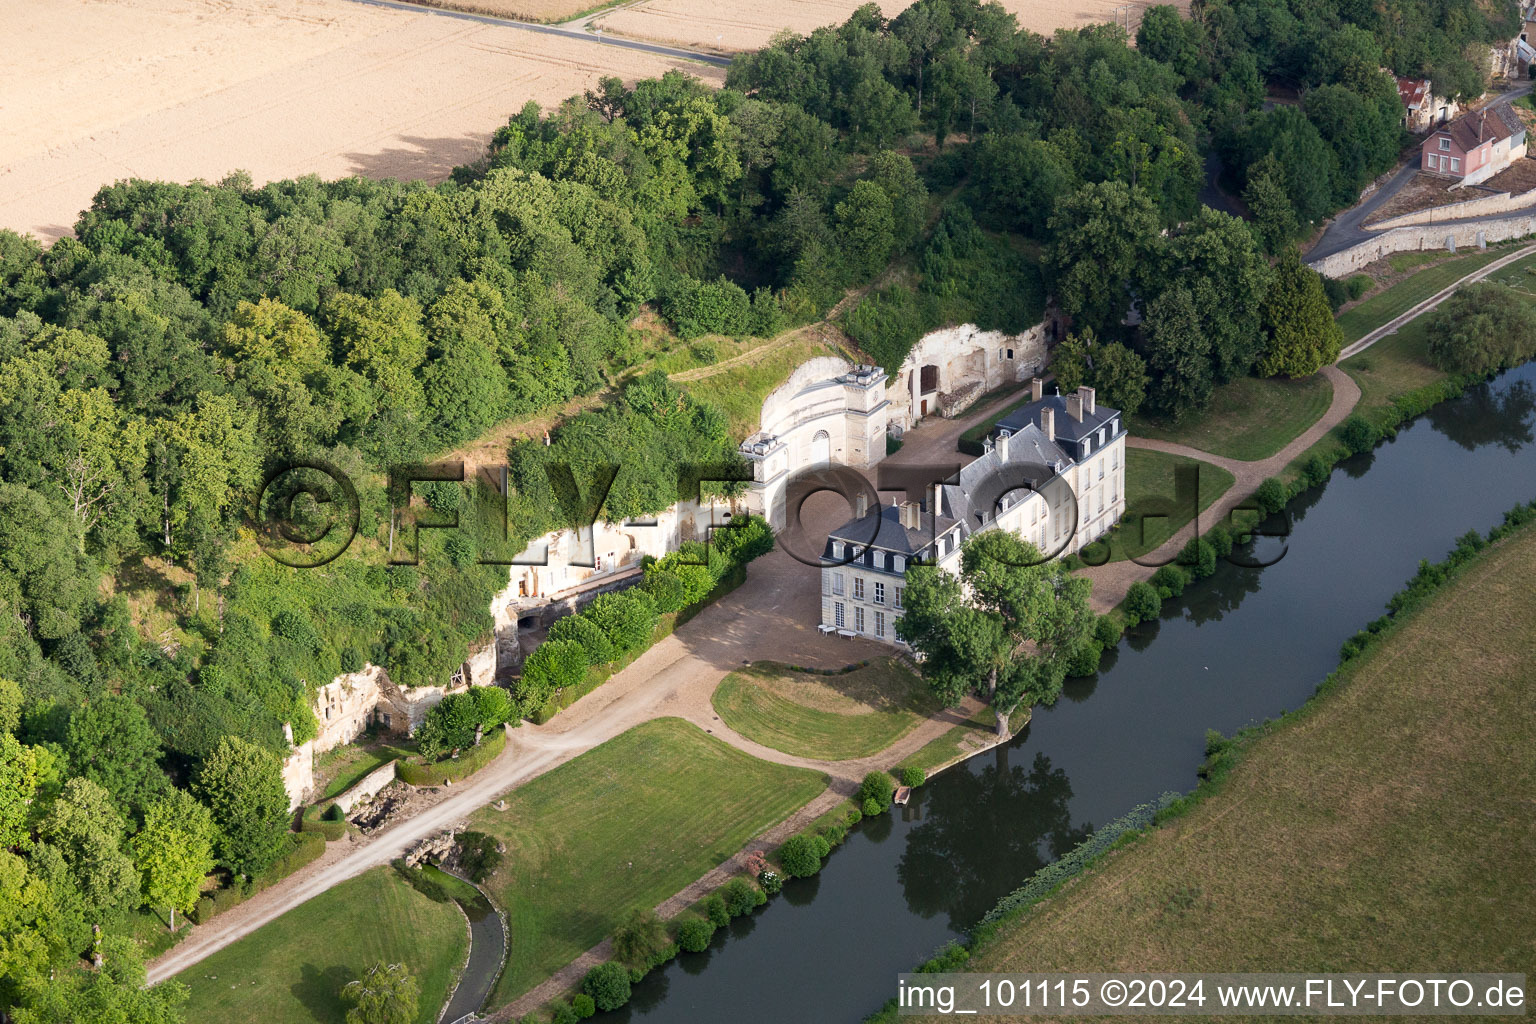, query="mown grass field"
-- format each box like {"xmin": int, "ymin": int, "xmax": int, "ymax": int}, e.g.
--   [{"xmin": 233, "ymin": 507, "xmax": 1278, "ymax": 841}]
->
[
  {"xmin": 1091, "ymin": 449, "xmax": 1235, "ymax": 564},
  {"xmin": 935, "ymin": 524, "xmax": 1536, "ymax": 1019},
  {"xmin": 472, "ymin": 718, "xmax": 827, "ymax": 1005},
  {"xmin": 177, "ymin": 868, "xmax": 468, "ymax": 1024},
  {"xmin": 712, "ymin": 658, "xmax": 938, "ymax": 760},
  {"xmin": 1336, "ymin": 246, "xmax": 1522, "ymax": 344},
  {"xmin": 1127, "ymin": 374, "xmax": 1333, "ymax": 462}
]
